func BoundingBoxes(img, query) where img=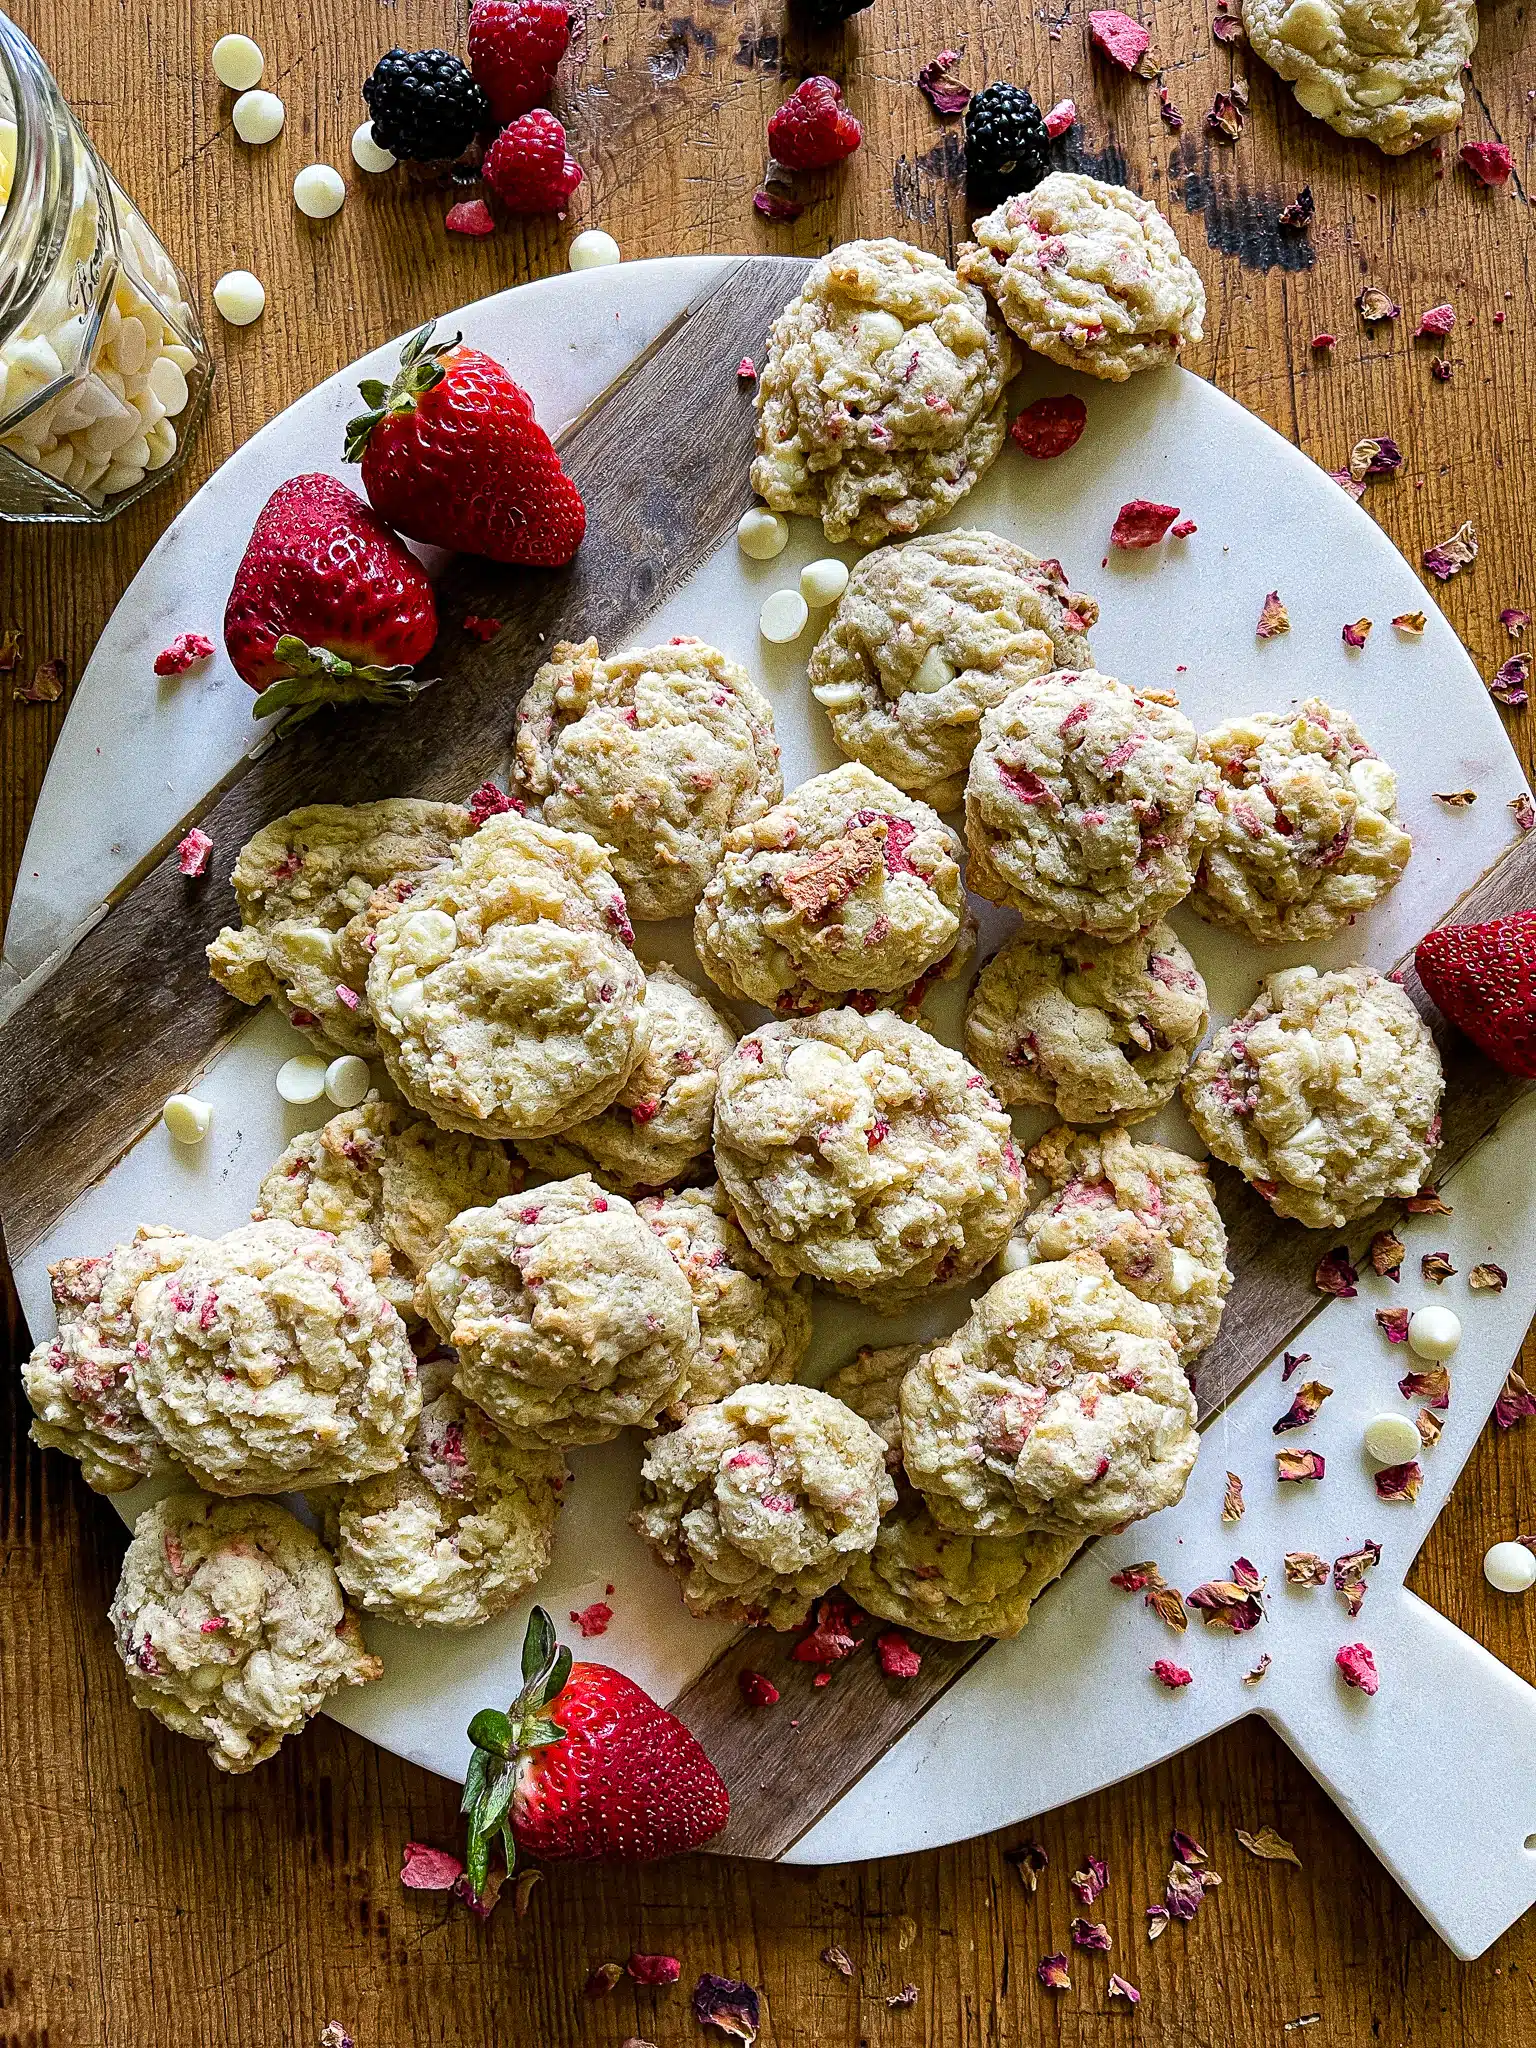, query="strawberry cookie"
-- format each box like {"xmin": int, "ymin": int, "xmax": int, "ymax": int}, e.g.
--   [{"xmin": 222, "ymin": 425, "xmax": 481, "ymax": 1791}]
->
[
  {"xmin": 1192, "ymin": 698, "xmax": 1412, "ymax": 943},
  {"xmin": 750, "ymin": 238, "xmax": 1018, "ymax": 545},
  {"xmin": 515, "ymin": 965, "xmax": 739, "ymax": 1193},
  {"xmin": 694, "ymin": 761, "xmax": 972, "ymax": 1014},
  {"xmin": 208, "ymin": 799, "xmax": 477, "ymax": 1055},
  {"xmin": 511, "ymin": 637, "xmax": 783, "ymax": 920},
  {"xmin": 958, "ymin": 172, "xmax": 1206, "ymax": 381},
  {"xmin": 807, "ymin": 530, "xmax": 1098, "ymax": 811},
  {"xmin": 965, "ymin": 670, "xmax": 1213, "ymax": 940},
  {"xmin": 633, "ymin": 1382, "xmax": 896, "ymax": 1627},
  {"xmin": 964, "ymin": 922, "xmax": 1208, "ymax": 1125},
  {"xmin": 365, "ymin": 813, "xmax": 650, "ymax": 1142},
  {"xmin": 109, "ymin": 1492, "xmax": 380, "ymax": 1771},
  {"xmin": 1242, "ymin": 0, "xmax": 1476, "ymax": 153},
  {"xmin": 417, "ymin": 1176, "xmax": 700, "ymax": 1446},
  {"xmin": 1182, "ymin": 964, "xmax": 1444, "ymax": 1230},
  {"xmin": 900, "ymin": 1253, "xmax": 1200, "ymax": 1539},
  {"xmin": 711, "ymin": 1008, "xmax": 1025, "ymax": 1309},
  {"xmin": 134, "ymin": 1221, "xmax": 421, "ymax": 1496}
]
